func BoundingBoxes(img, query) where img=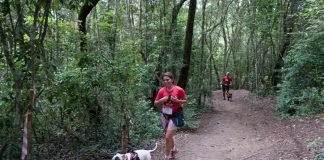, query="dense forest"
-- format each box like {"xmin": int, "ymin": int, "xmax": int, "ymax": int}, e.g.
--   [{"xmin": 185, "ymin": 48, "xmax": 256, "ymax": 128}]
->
[{"xmin": 0, "ymin": 0, "xmax": 323, "ymax": 159}]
